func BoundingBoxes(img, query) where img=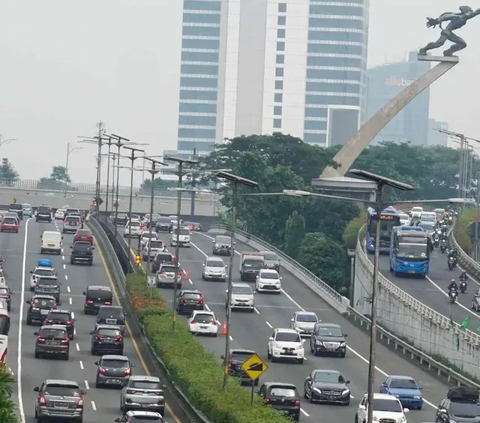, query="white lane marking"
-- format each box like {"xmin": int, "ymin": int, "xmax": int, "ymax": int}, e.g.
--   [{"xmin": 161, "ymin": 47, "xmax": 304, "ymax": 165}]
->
[
  {"xmin": 300, "ymin": 408, "xmax": 309, "ymax": 417},
  {"xmin": 190, "ymin": 241, "xmax": 208, "ymax": 258},
  {"xmin": 67, "ymin": 286, "xmax": 71, "ymax": 293},
  {"xmin": 62, "ymin": 255, "xmax": 65, "ymax": 260},
  {"xmin": 61, "ymin": 248, "xmax": 64, "ymax": 253},
  {"xmin": 229, "ymin": 335, "xmax": 233, "ymax": 341},
  {"xmin": 204, "ymin": 304, "xmax": 210, "ymax": 311},
  {"xmin": 74, "ymin": 328, "xmax": 77, "ymax": 335},
  {"xmin": 63, "ymin": 264, "xmax": 66, "ymax": 270},
  {"xmin": 69, "ymin": 297, "xmax": 72, "ymax": 305},
  {"xmin": 265, "ymin": 321, "xmax": 273, "ymax": 328},
  {"xmin": 76, "ymin": 343, "xmax": 80, "ymax": 351},
  {"xmin": 254, "ymin": 307, "xmax": 260, "ymax": 314},
  {"xmin": 65, "ymin": 275, "xmax": 68, "ymax": 281},
  {"xmin": 72, "ymin": 312, "xmax": 75, "ymax": 319},
  {"xmin": 350, "ymin": 395, "xmax": 355, "ymax": 399},
  {"xmin": 17, "ymin": 217, "xmax": 31, "ymax": 423},
  {"xmin": 194, "ymin": 233, "xmax": 438, "ymax": 409},
  {"xmin": 85, "ymin": 380, "xmax": 90, "ymax": 390},
  {"xmin": 189, "ymin": 279, "xmax": 193, "ymax": 284},
  {"xmin": 79, "ymin": 361, "xmax": 84, "ymax": 369},
  {"xmin": 91, "ymin": 401, "xmax": 97, "ymax": 411}
]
